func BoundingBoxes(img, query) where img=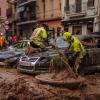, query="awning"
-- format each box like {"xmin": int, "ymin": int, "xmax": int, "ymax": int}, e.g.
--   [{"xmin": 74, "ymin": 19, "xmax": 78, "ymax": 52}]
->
[{"xmin": 62, "ymin": 17, "xmax": 94, "ymax": 26}]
